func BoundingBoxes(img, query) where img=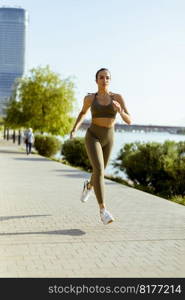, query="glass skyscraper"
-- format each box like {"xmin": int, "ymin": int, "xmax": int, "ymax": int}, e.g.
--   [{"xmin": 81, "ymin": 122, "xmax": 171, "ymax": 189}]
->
[{"xmin": 0, "ymin": 6, "xmax": 28, "ymax": 116}]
